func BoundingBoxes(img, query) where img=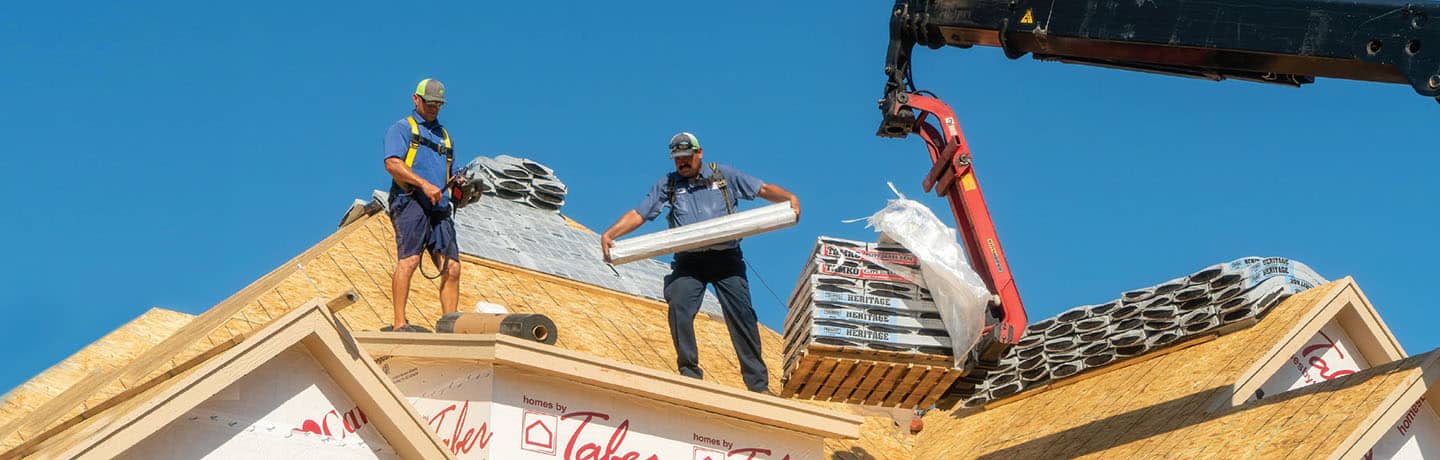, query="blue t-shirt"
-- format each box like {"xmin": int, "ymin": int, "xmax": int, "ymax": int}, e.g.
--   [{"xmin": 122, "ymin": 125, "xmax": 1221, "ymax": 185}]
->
[
  {"xmin": 384, "ymin": 111, "xmax": 459, "ymax": 209},
  {"xmin": 633, "ymin": 163, "xmax": 764, "ymax": 251}
]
